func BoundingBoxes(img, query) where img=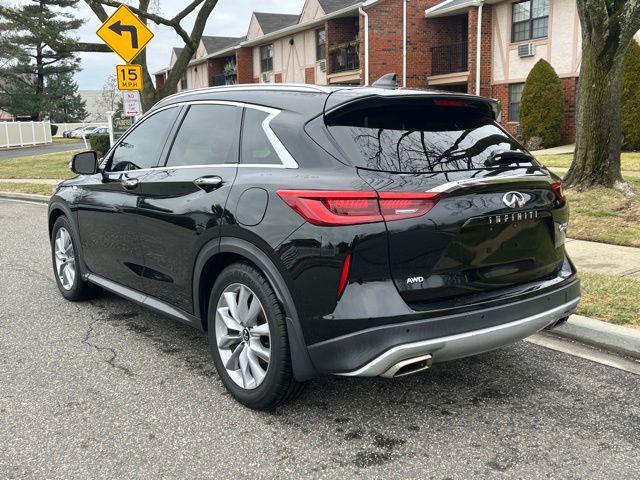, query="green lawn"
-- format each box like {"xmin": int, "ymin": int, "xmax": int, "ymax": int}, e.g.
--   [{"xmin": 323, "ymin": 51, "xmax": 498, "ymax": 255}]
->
[
  {"xmin": 0, "ymin": 182, "xmax": 54, "ymax": 196},
  {"xmin": 52, "ymin": 137, "xmax": 85, "ymax": 145},
  {"xmin": 560, "ymin": 176, "xmax": 640, "ymax": 247},
  {"xmin": 536, "ymin": 151, "xmax": 640, "ymax": 171},
  {"xmin": 577, "ymin": 270, "xmax": 640, "ymax": 327},
  {"xmin": 0, "ymin": 150, "xmax": 79, "ymax": 180}
]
